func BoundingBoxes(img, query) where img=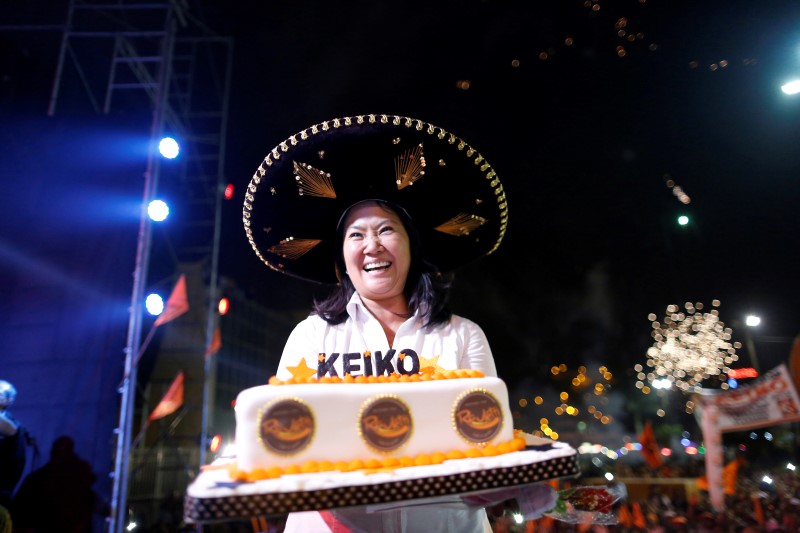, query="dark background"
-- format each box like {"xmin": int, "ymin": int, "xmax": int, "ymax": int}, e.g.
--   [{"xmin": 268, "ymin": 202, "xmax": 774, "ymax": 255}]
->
[
  {"xmin": 215, "ymin": 0, "xmax": 800, "ymax": 377},
  {"xmin": 2, "ymin": 0, "xmax": 800, "ymax": 523}
]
